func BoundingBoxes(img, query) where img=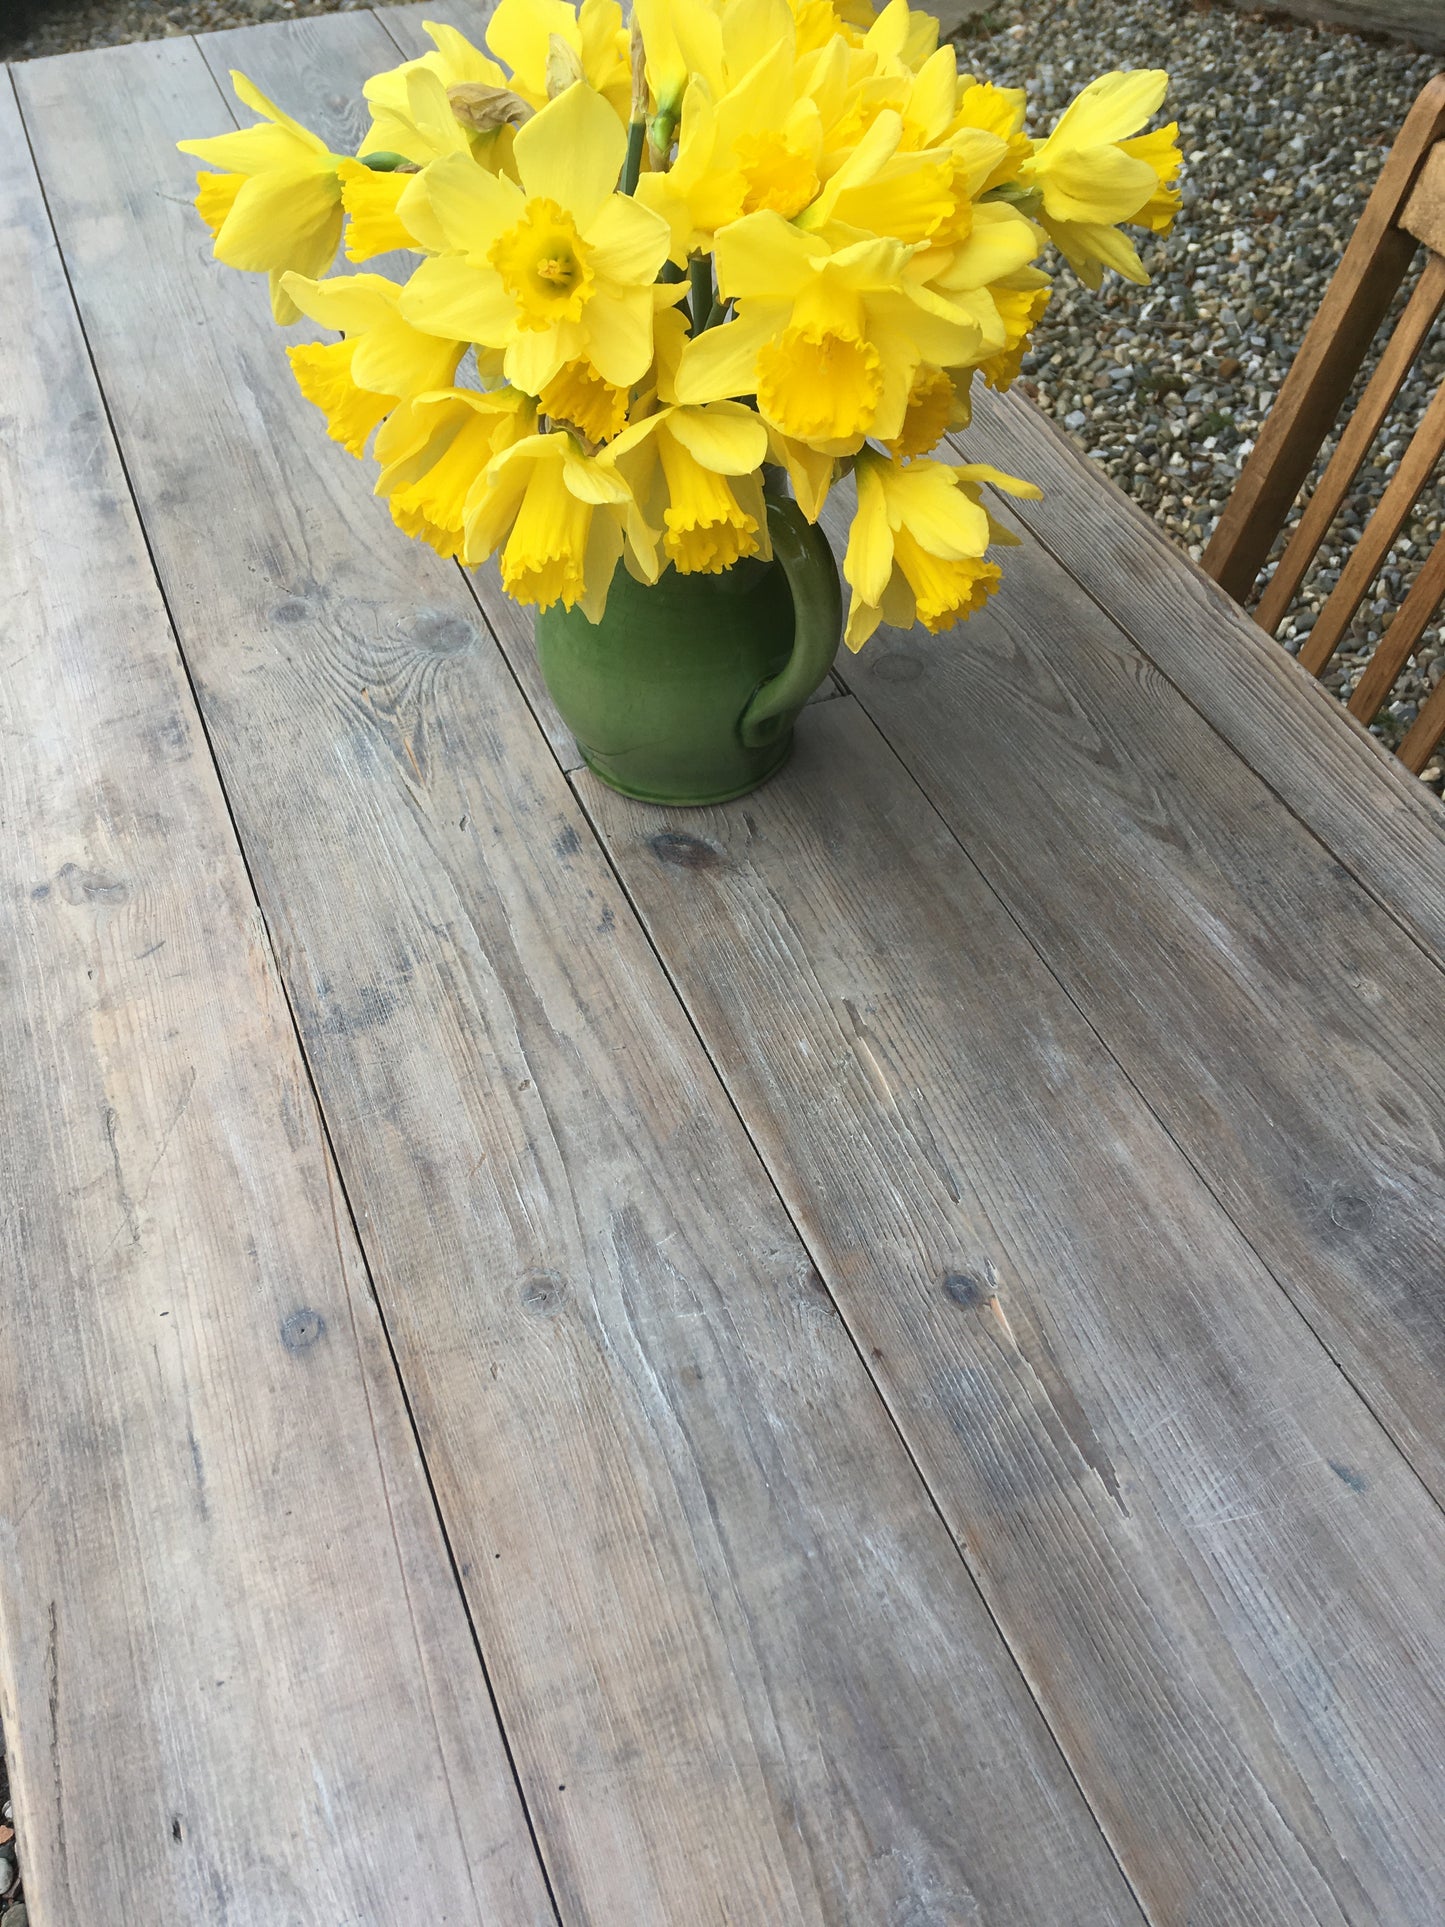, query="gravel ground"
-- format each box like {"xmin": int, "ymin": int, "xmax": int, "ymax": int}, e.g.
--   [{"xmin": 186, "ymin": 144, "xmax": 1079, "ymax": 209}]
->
[{"xmin": 4, "ymin": 0, "xmax": 1443, "ymax": 786}]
